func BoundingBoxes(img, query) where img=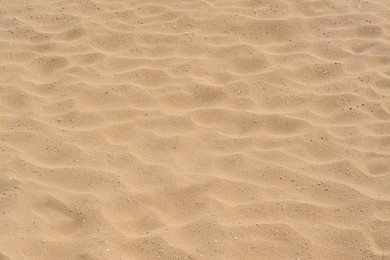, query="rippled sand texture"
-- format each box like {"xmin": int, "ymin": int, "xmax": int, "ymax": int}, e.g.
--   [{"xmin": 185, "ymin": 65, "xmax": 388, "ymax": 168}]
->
[{"xmin": 1, "ymin": 0, "xmax": 390, "ymax": 259}]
